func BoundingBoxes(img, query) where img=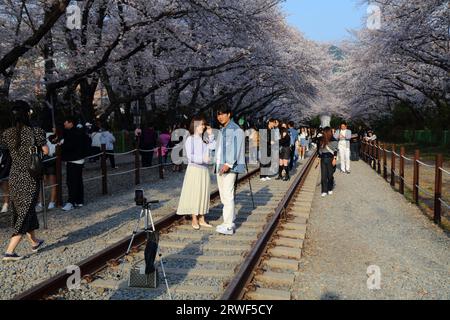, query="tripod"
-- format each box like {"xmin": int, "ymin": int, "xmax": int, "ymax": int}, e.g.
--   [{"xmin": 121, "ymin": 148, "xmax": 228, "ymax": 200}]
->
[
  {"xmin": 121, "ymin": 199, "xmax": 172, "ymax": 300},
  {"xmin": 234, "ymin": 160, "xmax": 255, "ymax": 209}
]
